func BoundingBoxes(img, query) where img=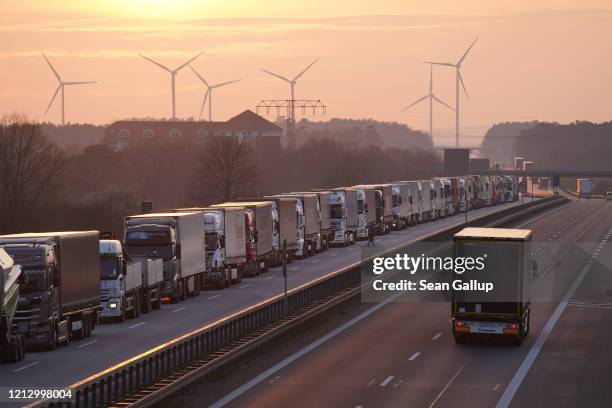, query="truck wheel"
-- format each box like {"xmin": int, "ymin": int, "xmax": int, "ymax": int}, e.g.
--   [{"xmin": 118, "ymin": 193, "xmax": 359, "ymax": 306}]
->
[
  {"xmin": 118, "ymin": 300, "xmax": 126, "ymax": 322},
  {"xmin": 152, "ymin": 293, "xmax": 162, "ymax": 310},
  {"xmin": 142, "ymin": 292, "xmax": 151, "ymax": 314}
]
